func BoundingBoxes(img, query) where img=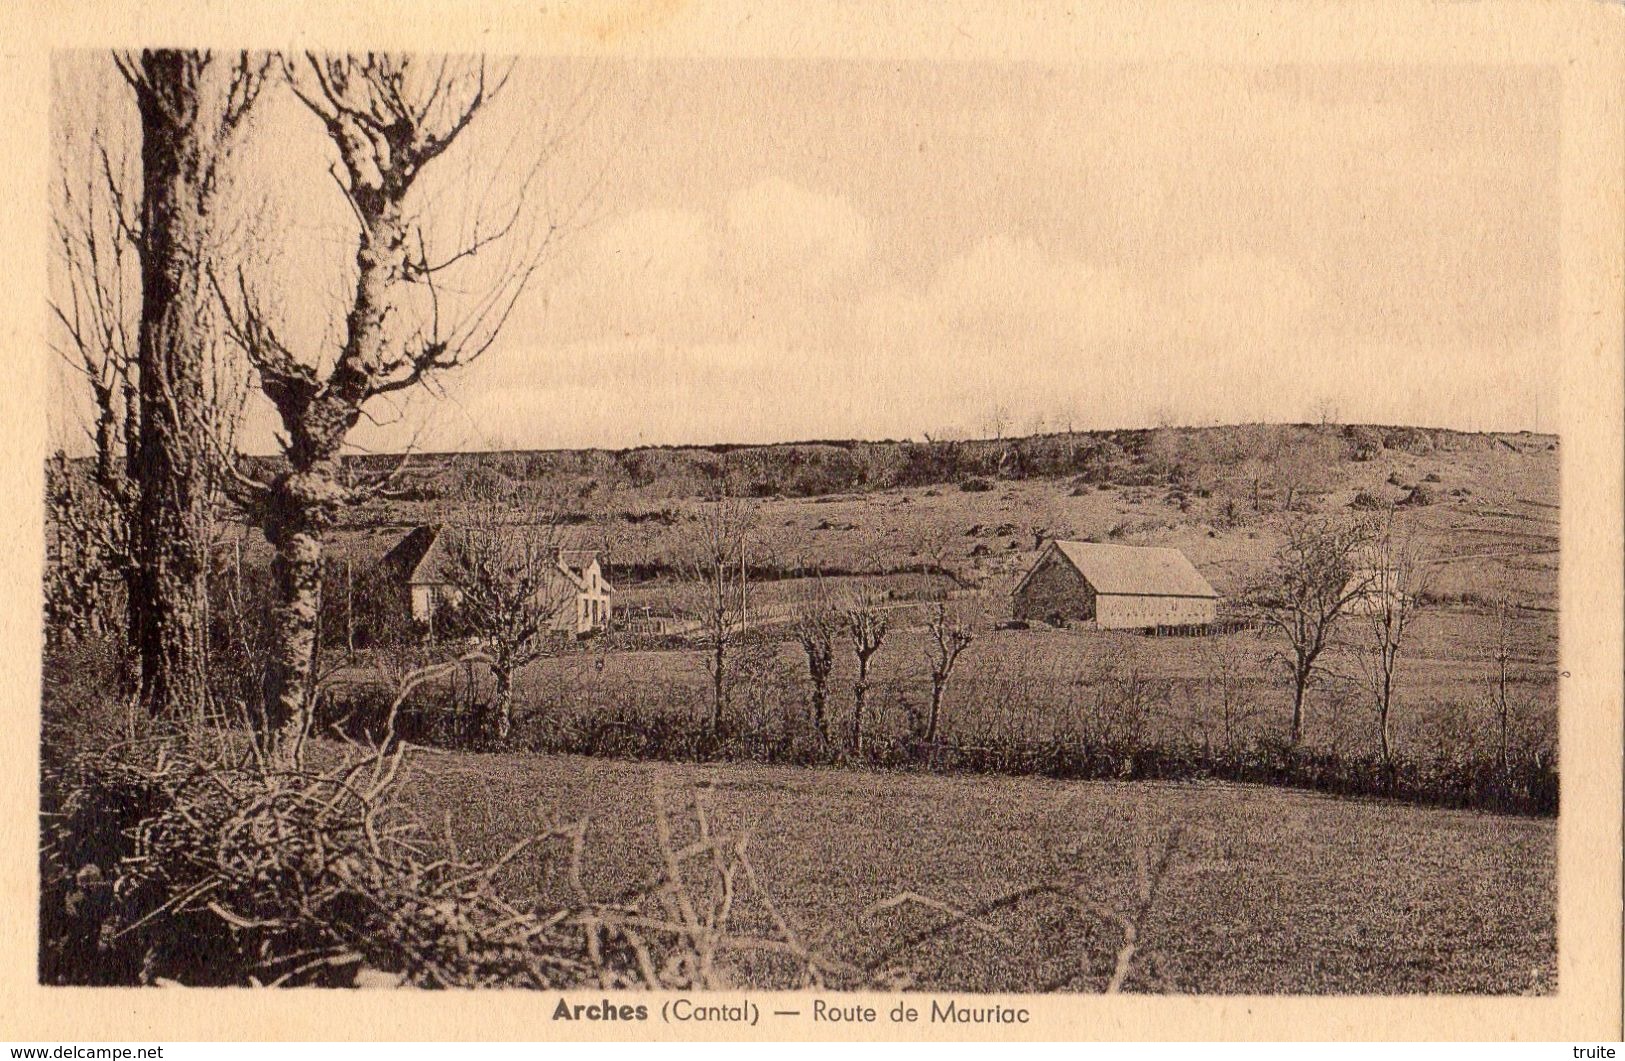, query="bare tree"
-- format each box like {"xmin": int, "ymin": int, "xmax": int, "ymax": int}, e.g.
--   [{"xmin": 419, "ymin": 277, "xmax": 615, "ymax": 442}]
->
[
  {"xmin": 44, "ymin": 455, "xmax": 128, "ymax": 648},
  {"xmin": 215, "ymin": 55, "xmax": 550, "ymax": 761},
  {"xmin": 1087, "ymin": 651, "xmax": 1171, "ymax": 759},
  {"xmin": 844, "ymin": 597, "xmax": 889, "ymax": 754},
  {"xmin": 920, "ymin": 601, "xmax": 976, "ymax": 742},
  {"xmin": 1194, "ymin": 637, "xmax": 1263, "ymax": 757},
  {"xmin": 1252, "ymin": 516, "xmax": 1374, "ymax": 745},
  {"xmin": 1490, "ymin": 595, "xmax": 1520, "ymax": 774},
  {"xmin": 1219, "ymin": 425, "xmax": 1283, "ymax": 516},
  {"xmin": 908, "ymin": 523, "xmax": 957, "ymax": 579},
  {"xmin": 127, "ymin": 52, "xmax": 267, "ymax": 719},
  {"xmin": 983, "ymin": 403, "xmax": 1012, "ymax": 442},
  {"xmin": 681, "ymin": 486, "xmax": 759, "ymax": 736},
  {"xmin": 1144, "ymin": 427, "xmax": 1182, "ymax": 483},
  {"xmin": 49, "ymin": 136, "xmax": 142, "ymax": 649},
  {"xmin": 439, "ymin": 487, "xmax": 582, "ymax": 743},
  {"xmin": 1354, "ymin": 509, "xmax": 1432, "ymax": 769},
  {"xmin": 790, "ymin": 584, "xmax": 839, "ymax": 742},
  {"xmin": 51, "ymin": 51, "xmax": 267, "ymax": 716},
  {"xmin": 1273, "ymin": 431, "xmax": 1342, "ymax": 512}
]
